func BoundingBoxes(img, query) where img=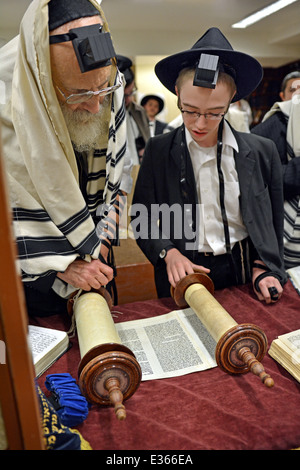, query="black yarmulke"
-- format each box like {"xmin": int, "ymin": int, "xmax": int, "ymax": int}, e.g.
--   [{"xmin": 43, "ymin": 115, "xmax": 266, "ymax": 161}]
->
[{"xmin": 48, "ymin": 0, "xmax": 100, "ymax": 31}]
